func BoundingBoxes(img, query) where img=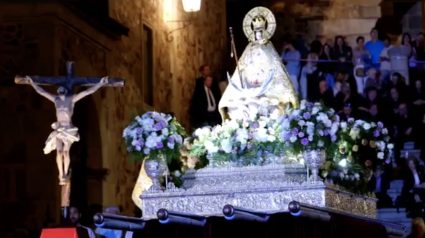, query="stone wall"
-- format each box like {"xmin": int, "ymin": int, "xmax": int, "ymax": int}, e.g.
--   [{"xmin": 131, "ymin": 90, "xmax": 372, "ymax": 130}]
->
[
  {"xmin": 401, "ymin": 2, "xmax": 422, "ymax": 37},
  {"xmin": 0, "ymin": 0, "xmax": 226, "ymax": 227},
  {"xmin": 263, "ymin": 0, "xmax": 382, "ymax": 48}
]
